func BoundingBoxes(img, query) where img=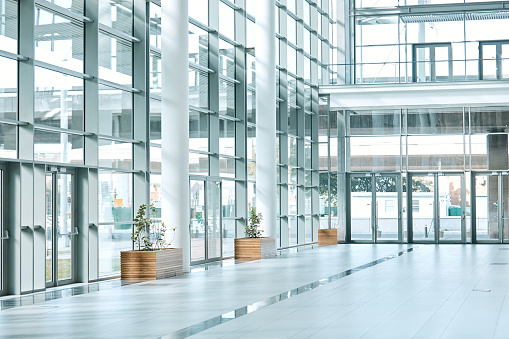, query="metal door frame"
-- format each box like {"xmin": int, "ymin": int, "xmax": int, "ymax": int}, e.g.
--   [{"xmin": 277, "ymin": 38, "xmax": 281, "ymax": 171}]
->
[
  {"xmin": 412, "ymin": 43, "xmax": 453, "ymax": 82},
  {"xmin": 46, "ymin": 167, "xmax": 77, "ymax": 288},
  {"xmin": 479, "ymin": 40, "xmax": 509, "ymax": 80},
  {"xmin": 189, "ymin": 176, "xmax": 223, "ymax": 265},
  {"xmin": 408, "ymin": 172, "xmax": 465, "ymax": 244},
  {"xmin": 0, "ymin": 165, "xmax": 5, "ymax": 295},
  {"xmin": 348, "ymin": 172, "xmax": 402, "ymax": 243},
  {"xmin": 472, "ymin": 171, "xmax": 509, "ymax": 243}
]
